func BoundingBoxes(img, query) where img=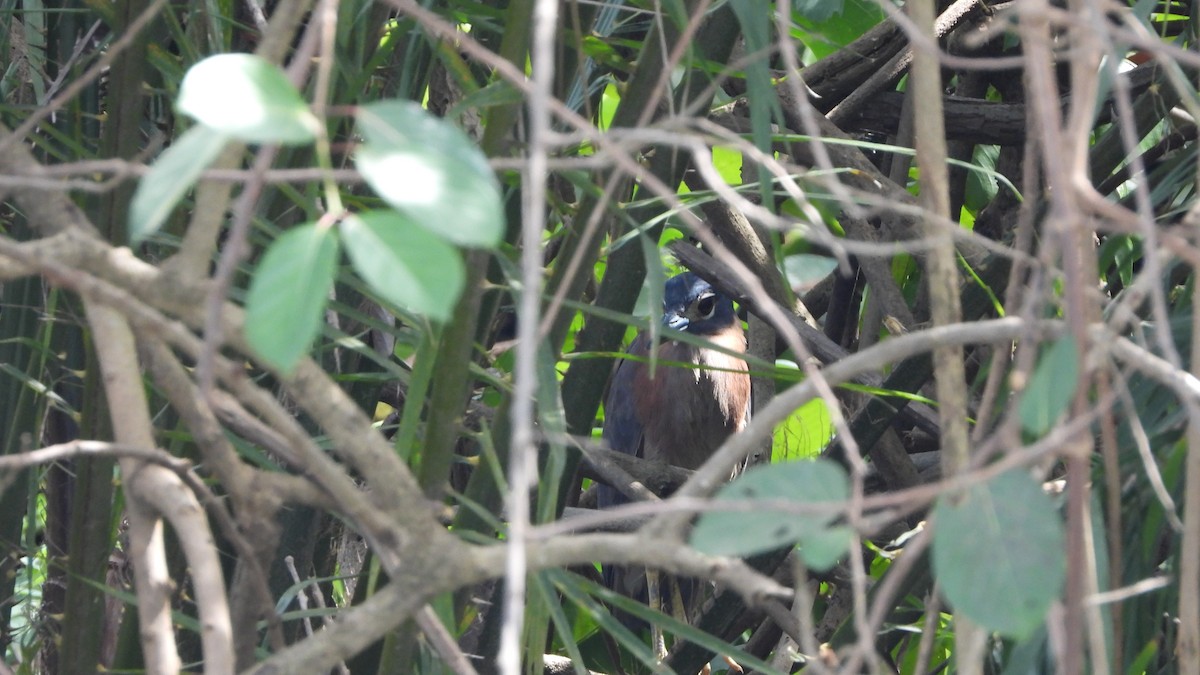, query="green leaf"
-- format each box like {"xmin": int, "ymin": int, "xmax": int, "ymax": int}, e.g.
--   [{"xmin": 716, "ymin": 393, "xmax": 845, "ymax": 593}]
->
[
  {"xmin": 355, "ymin": 100, "xmax": 503, "ymax": 248},
  {"xmin": 730, "ymin": 0, "xmax": 779, "ymax": 208},
  {"xmin": 963, "ymin": 144, "xmax": 1000, "ymax": 215},
  {"xmin": 772, "ymin": 394, "xmax": 834, "ymax": 462},
  {"xmin": 1018, "ymin": 335, "xmax": 1079, "ymax": 436},
  {"xmin": 340, "ymin": 210, "xmax": 465, "ymax": 322},
  {"xmin": 177, "ymin": 53, "xmax": 318, "ymax": 144},
  {"xmin": 640, "ymin": 237, "xmax": 666, "ymax": 351},
  {"xmin": 244, "ymin": 224, "xmax": 338, "ymax": 373},
  {"xmin": 799, "ymin": 525, "xmax": 853, "ymax": 571},
  {"xmin": 690, "ymin": 459, "xmax": 849, "ymax": 565},
  {"xmin": 446, "ymin": 80, "xmax": 524, "ymax": 121},
  {"xmin": 933, "ymin": 470, "xmax": 1066, "ymax": 638},
  {"xmin": 128, "ymin": 125, "xmax": 228, "ymax": 244},
  {"xmin": 550, "ymin": 569, "xmax": 789, "ymax": 675},
  {"xmin": 711, "ymin": 145, "xmax": 744, "ymax": 186},
  {"xmin": 793, "ymin": 0, "xmax": 884, "ymax": 60},
  {"xmin": 794, "ymin": 0, "xmax": 845, "ymax": 22}
]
